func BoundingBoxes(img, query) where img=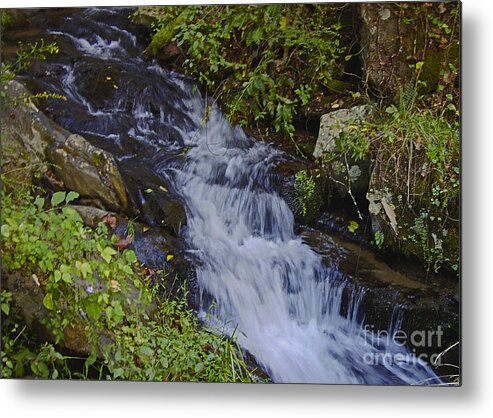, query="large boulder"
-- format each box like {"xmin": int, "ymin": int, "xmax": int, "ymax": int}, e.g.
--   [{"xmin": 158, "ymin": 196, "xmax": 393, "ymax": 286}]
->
[
  {"xmin": 51, "ymin": 134, "xmax": 129, "ymax": 212},
  {"xmin": 313, "ymin": 105, "xmax": 373, "ymax": 199},
  {"xmin": 313, "ymin": 105, "xmax": 372, "ymax": 159},
  {"xmin": 3, "ymin": 80, "xmax": 131, "ymax": 213}
]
